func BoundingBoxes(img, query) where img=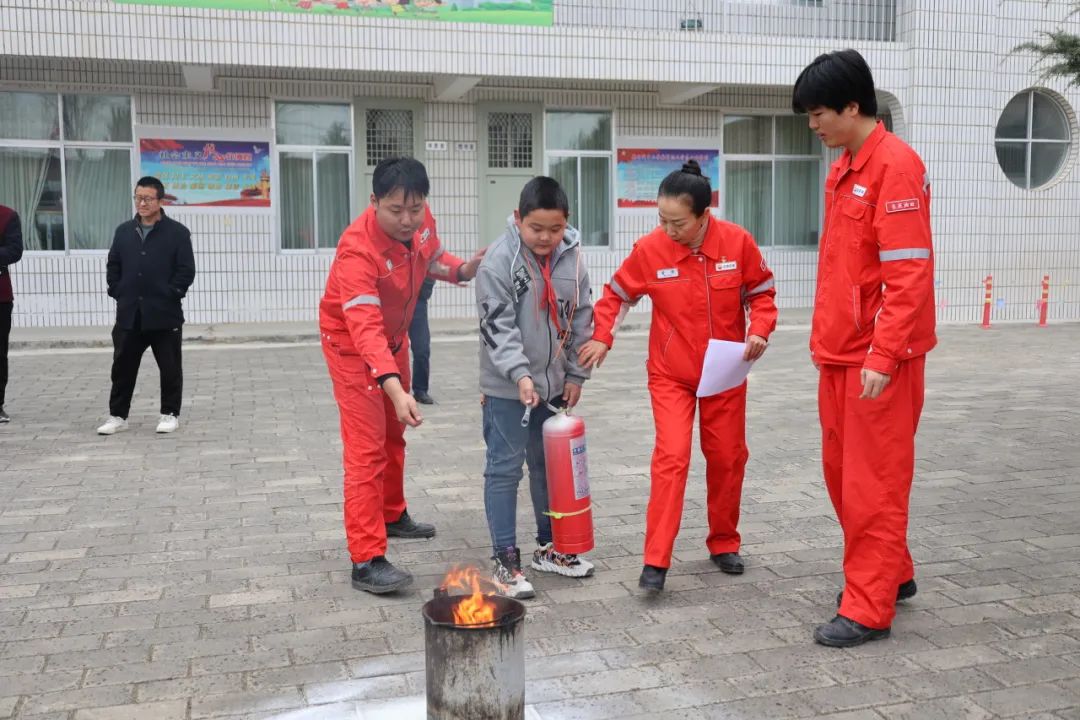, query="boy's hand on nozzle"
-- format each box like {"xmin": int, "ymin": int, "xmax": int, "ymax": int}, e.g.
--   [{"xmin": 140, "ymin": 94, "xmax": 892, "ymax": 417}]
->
[
  {"xmin": 578, "ymin": 340, "xmax": 610, "ymax": 369},
  {"xmin": 562, "ymin": 382, "xmax": 582, "ymax": 408},
  {"xmin": 517, "ymin": 376, "xmax": 540, "ymax": 408}
]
